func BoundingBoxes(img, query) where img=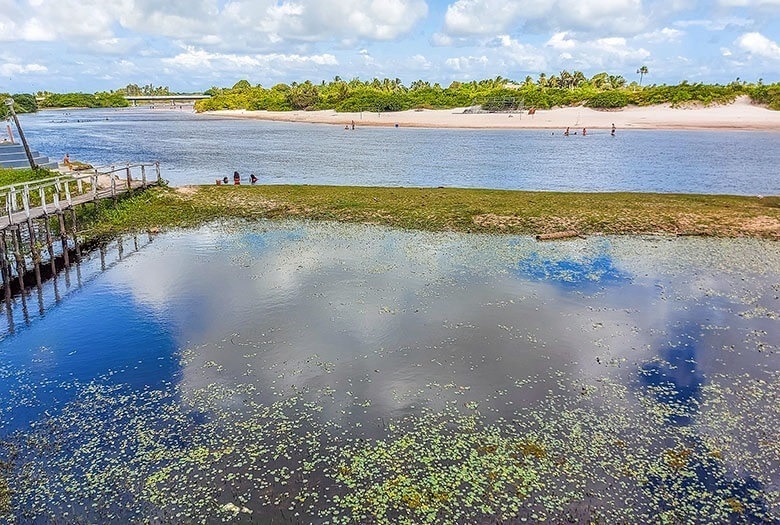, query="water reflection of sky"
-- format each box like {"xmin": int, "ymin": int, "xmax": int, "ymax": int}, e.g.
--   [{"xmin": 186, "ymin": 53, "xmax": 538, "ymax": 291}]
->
[
  {"xmin": 0, "ymin": 222, "xmax": 777, "ymax": 522},
  {"xmin": 515, "ymin": 248, "xmax": 631, "ymax": 290}
]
